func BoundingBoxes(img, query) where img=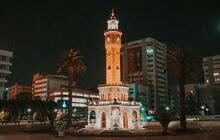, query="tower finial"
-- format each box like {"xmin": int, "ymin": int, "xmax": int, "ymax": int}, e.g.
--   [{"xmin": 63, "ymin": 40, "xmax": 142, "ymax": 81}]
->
[{"xmin": 110, "ymin": 8, "xmax": 116, "ymax": 19}]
